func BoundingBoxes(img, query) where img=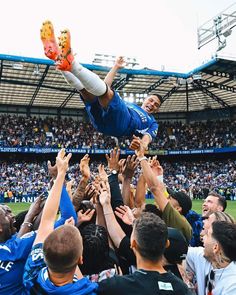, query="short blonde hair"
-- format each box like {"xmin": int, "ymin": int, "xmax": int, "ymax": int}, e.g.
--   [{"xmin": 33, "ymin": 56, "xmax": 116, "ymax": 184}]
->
[{"xmin": 43, "ymin": 225, "xmax": 82, "ymax": 273}]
